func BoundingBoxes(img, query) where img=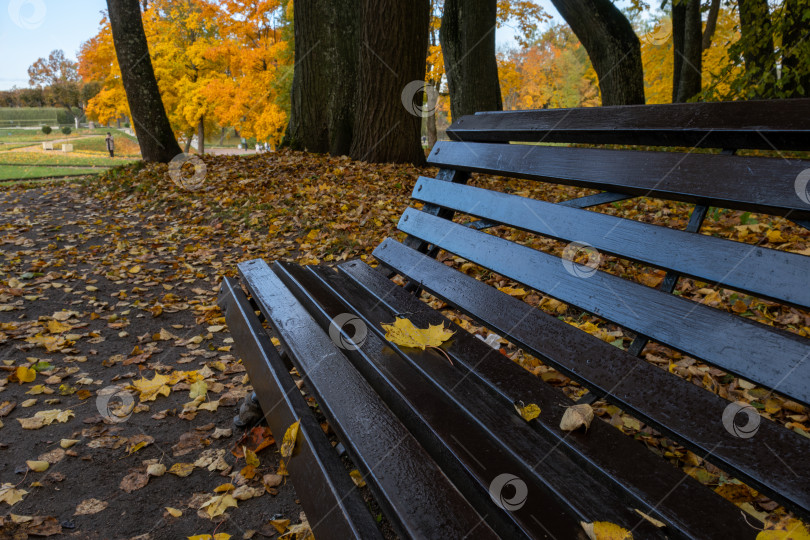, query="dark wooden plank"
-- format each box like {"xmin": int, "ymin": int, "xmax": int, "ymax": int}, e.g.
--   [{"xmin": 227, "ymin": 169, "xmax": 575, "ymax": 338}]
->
[
  {"xmin": 337, "ymin": 260, "xmax": 759, "ymax": 539},
  {"xmin": 275, "ymin": 263, "xmax": 655, "ymax": 539},
  {"xmin": 446, "ymin": 99, "xmax": 810, "ymax": 150},
  {"xmin": 237, "ymin": 259, "xmax": 499, "ymax": 539},
  {"xmin": 557, "ymin": 192, "xmax": 632, "ymax": 208},
  {"xmin": 369, "ymin": 241, "xmax": 810, "ymax": 518},
  {"xmin": 426, "ymin": 141, "xmax": 810, "ymax": 221},
  {"xmin": 394, "ymin": 209, "xmax": 810, "ymax": 404},
  {"xmin": 412, "ymin": 176, "xmax": 810, "ymax": 308},
  {"xmin": 218, "ymin": 278, "xmax": 383, "ymax": 540},
  {"xmin": 626, "ymin": 204, "xmax": 709, "ymax": 357}
]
